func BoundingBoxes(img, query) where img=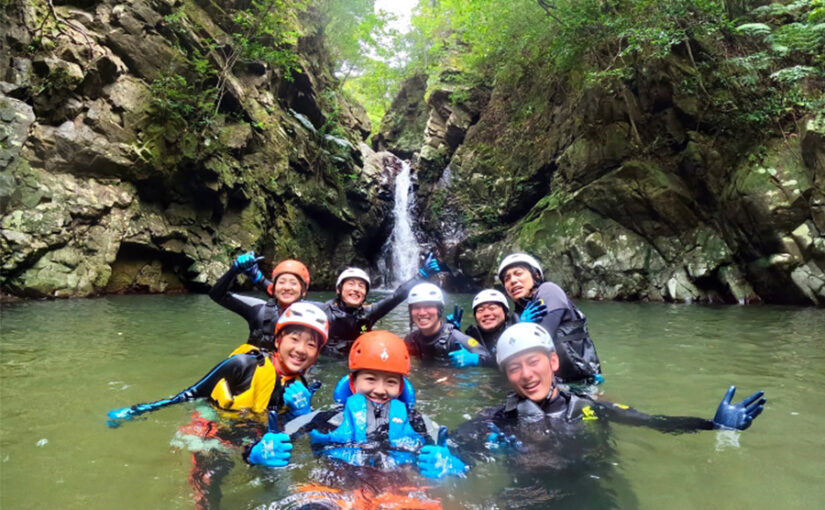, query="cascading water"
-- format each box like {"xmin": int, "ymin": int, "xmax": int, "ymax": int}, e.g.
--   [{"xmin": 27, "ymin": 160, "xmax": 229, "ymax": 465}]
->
[{"xmin": 378, "ymin": 159, "xmax": 420, "ymax": 287}]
